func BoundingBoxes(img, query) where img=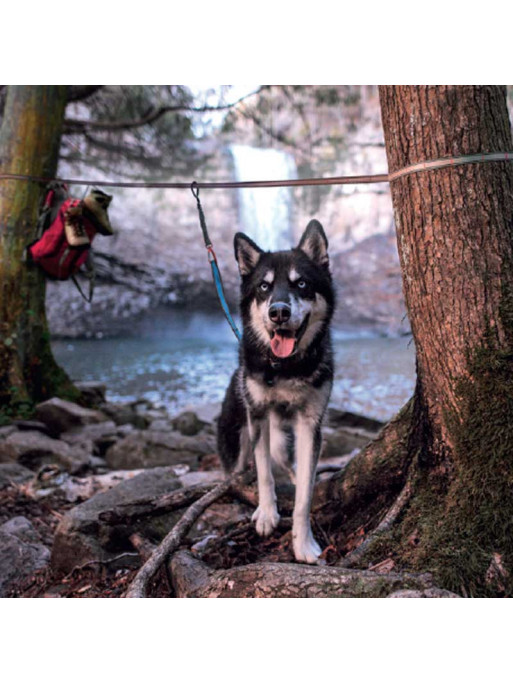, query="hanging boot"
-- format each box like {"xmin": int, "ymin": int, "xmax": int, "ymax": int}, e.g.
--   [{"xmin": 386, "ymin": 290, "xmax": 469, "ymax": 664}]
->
[{"xmin": 83, "ymin": 188, "xmax": 114, "ymax": 235}]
